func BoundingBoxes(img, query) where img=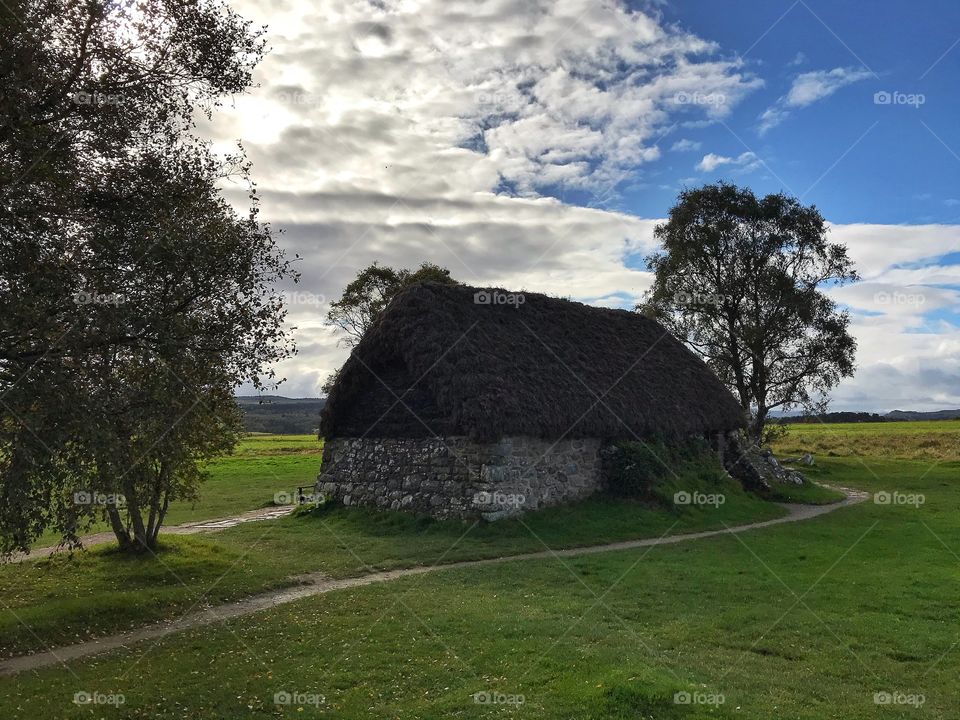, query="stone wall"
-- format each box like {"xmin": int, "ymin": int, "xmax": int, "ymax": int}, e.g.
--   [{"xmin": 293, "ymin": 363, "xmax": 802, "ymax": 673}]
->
[{"xmin": 315, "ymin": 436, "xmax": 604, "ymax": 520}]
